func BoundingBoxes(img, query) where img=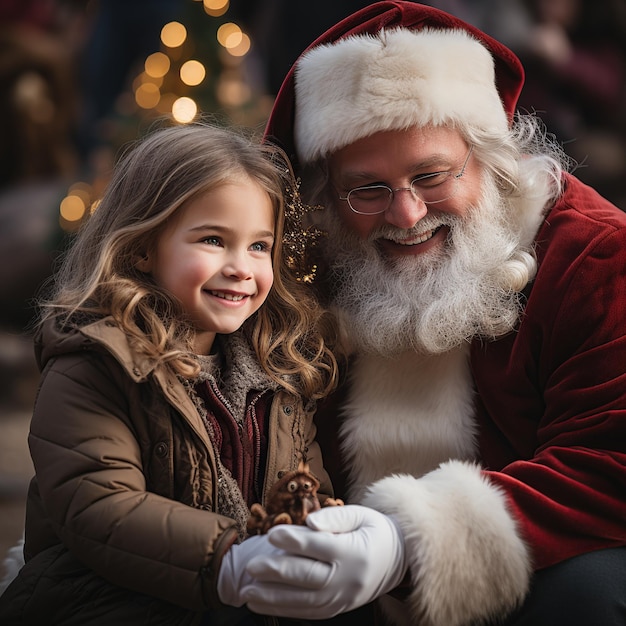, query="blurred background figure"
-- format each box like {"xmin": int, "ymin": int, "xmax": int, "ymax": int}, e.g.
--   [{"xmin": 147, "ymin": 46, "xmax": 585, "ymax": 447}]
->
[
  {"xmin": 514, "ymin": 0, "xmax": 626, "ymax": 207},
  {"xmin": 0, "ymin": 0, "xmax": 88, "ymax": 572},
  {"xmin": 0, "ymin": 0, "xmax": 86, "ymax": 408},
  {"xmin": 0, "ymin": 0, "xmax": 84, "ymax": 190}
]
